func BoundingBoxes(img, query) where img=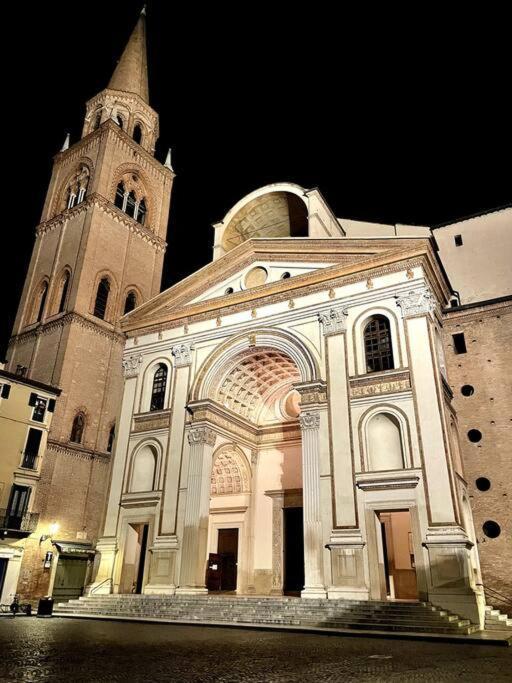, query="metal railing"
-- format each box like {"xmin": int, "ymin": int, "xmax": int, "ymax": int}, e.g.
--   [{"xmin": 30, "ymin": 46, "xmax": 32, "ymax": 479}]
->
[
  {"xmin": 0, "ymin": 509, "xmax": 40, "ymax": 533},
  {"xmin": 484, "ymin": 585, "xmax": 512, "ymax": 612}
]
